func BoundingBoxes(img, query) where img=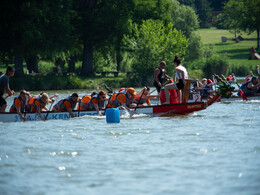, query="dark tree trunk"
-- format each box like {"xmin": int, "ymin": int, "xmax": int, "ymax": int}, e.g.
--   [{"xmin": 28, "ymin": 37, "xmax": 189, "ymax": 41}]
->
[
  {"xmin": 25, "ymin": 55, "xmax": 39, "ymax": 73},
  {"xmin": 68, "ymin": 57, "xmax": 76, "ymax": 73},
  {"xmin": 257, "ymin": 29, "xmax": 259, "ymax": 49},
  {"xmin": 81, "ymin": 41, "xmax": 94, "ymax": 76},
  {"xmin": 116, "ymin": 48, "xmax": 122, "ymax": 72},
  {"xmin": 54, "ymin": 58, "xmax": 65, "ymax": 75},
  {"xmin": 14, "ymin": 54, "xmax": 24, "ymax": 77}
]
